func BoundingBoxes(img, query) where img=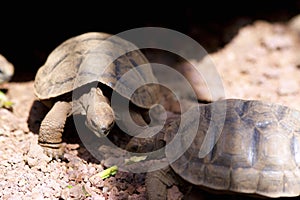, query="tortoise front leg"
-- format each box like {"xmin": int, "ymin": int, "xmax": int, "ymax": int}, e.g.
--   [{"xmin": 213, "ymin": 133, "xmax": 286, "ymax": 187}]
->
[{"xmin": 38, "ymin": 101, "xmax": 71, "ymax": 158}]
